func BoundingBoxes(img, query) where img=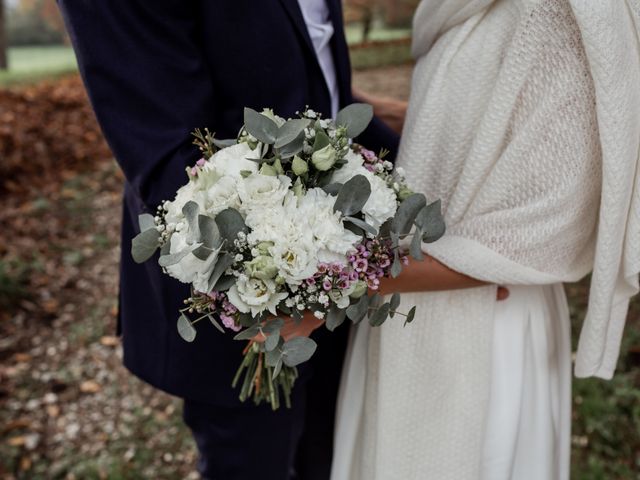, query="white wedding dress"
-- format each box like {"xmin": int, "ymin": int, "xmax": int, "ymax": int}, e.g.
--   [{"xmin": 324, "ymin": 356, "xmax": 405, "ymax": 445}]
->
[{"xmin": 331, "ymin": 0, "xmax": 640, "ymax": 479}]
